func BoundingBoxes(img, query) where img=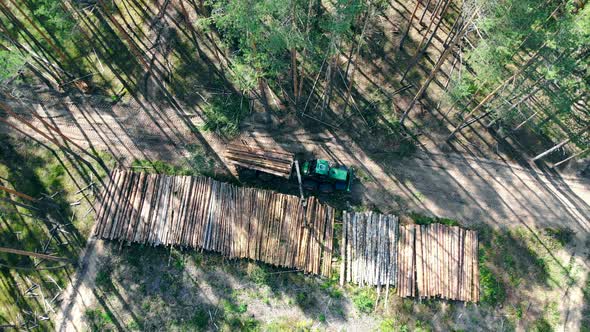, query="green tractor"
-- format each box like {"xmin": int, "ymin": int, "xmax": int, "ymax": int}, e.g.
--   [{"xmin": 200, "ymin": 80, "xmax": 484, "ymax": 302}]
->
[{"xmin": 300, "ymin": 159, "xmax": 354, "ymax": 193}]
